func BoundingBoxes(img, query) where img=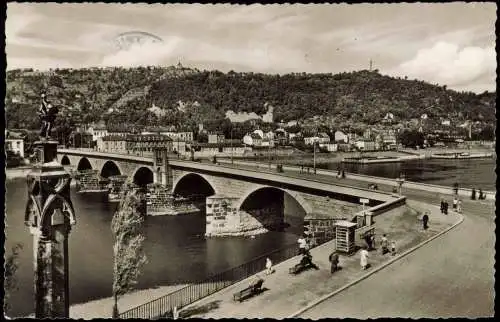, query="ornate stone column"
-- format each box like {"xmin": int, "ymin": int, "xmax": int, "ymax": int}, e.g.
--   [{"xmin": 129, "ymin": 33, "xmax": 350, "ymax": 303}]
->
[{"xmin": 24, "ymin": 140, "xmax": 76, "ymax": 318}]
